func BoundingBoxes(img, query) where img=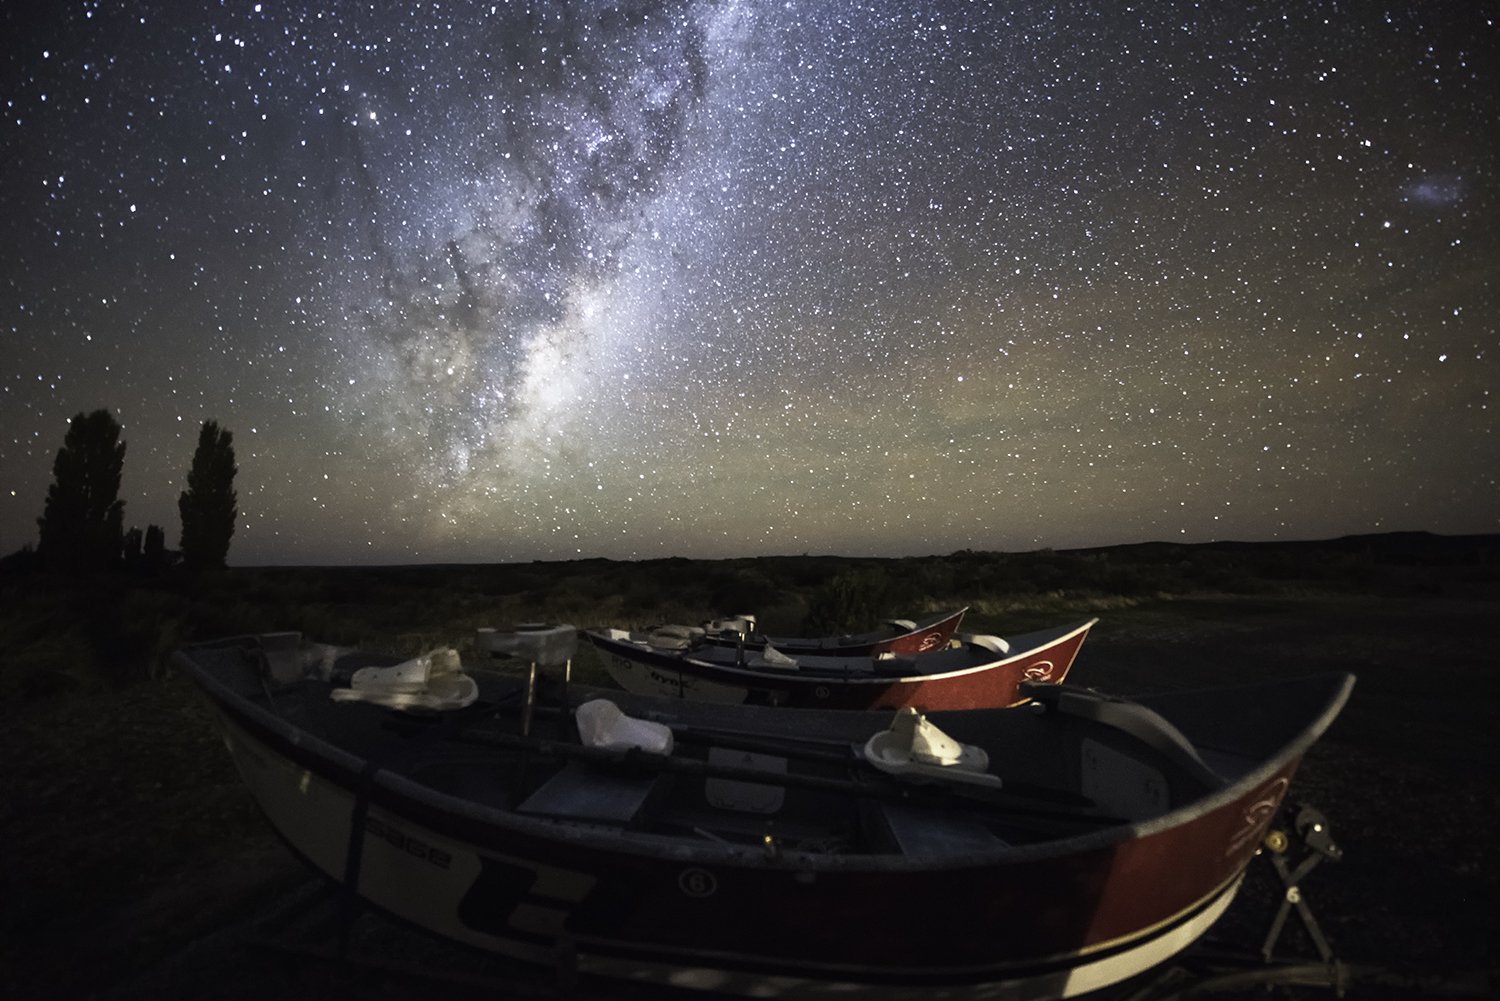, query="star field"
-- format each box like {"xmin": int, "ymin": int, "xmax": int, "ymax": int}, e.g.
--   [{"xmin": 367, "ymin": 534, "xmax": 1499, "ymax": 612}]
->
[{"xmin": 3, "ymin": 3, "xmax": 1496, "ymax": 565}]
